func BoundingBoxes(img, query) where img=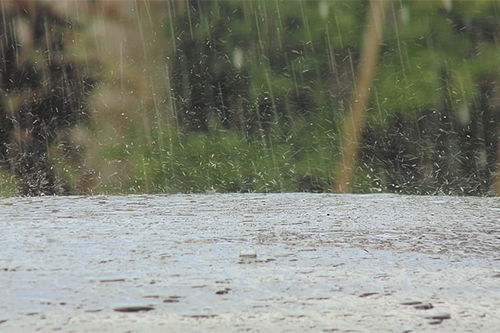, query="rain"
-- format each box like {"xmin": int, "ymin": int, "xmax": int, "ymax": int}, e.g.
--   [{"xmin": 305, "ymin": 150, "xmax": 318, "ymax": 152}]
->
[
  {"xmin": 0, "ymin": 0, "xmax": 498, "ymax": 196},
  {"xmin": 0, "ymin": 0, "xmax": 499, "ymax": 331}
]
